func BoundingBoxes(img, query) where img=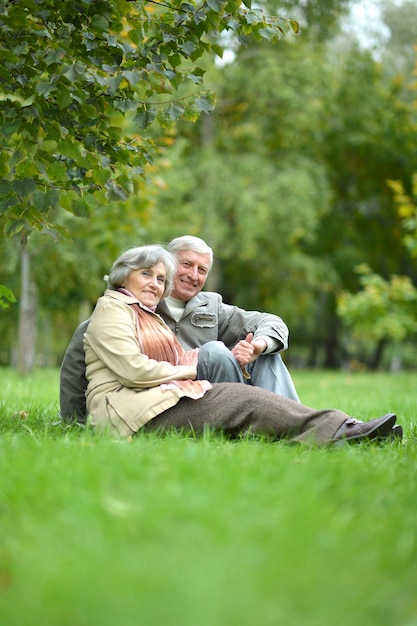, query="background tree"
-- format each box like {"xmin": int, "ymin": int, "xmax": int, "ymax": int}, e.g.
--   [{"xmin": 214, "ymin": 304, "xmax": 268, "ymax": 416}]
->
[
  {"xmin": 0, "ymin": 0, "xmax": 298, "ymax": 371},
  {"xmin": 337, "ymin": 171, "xmax": 417, "ymax": 369},
  {"xmin": 2, "ymin": 0, "xmax": 416, "ymax": 372},
  {"xmin": 143, "ymin": 0, "xmax": 417, "ymax": 368},
  {"xmin": 337, "ymin": 265, "xmax": 417, "ymax": 369},
  {"xmin": 379, "ymin": 0, "xmax": 417, "ymax": 86}
]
